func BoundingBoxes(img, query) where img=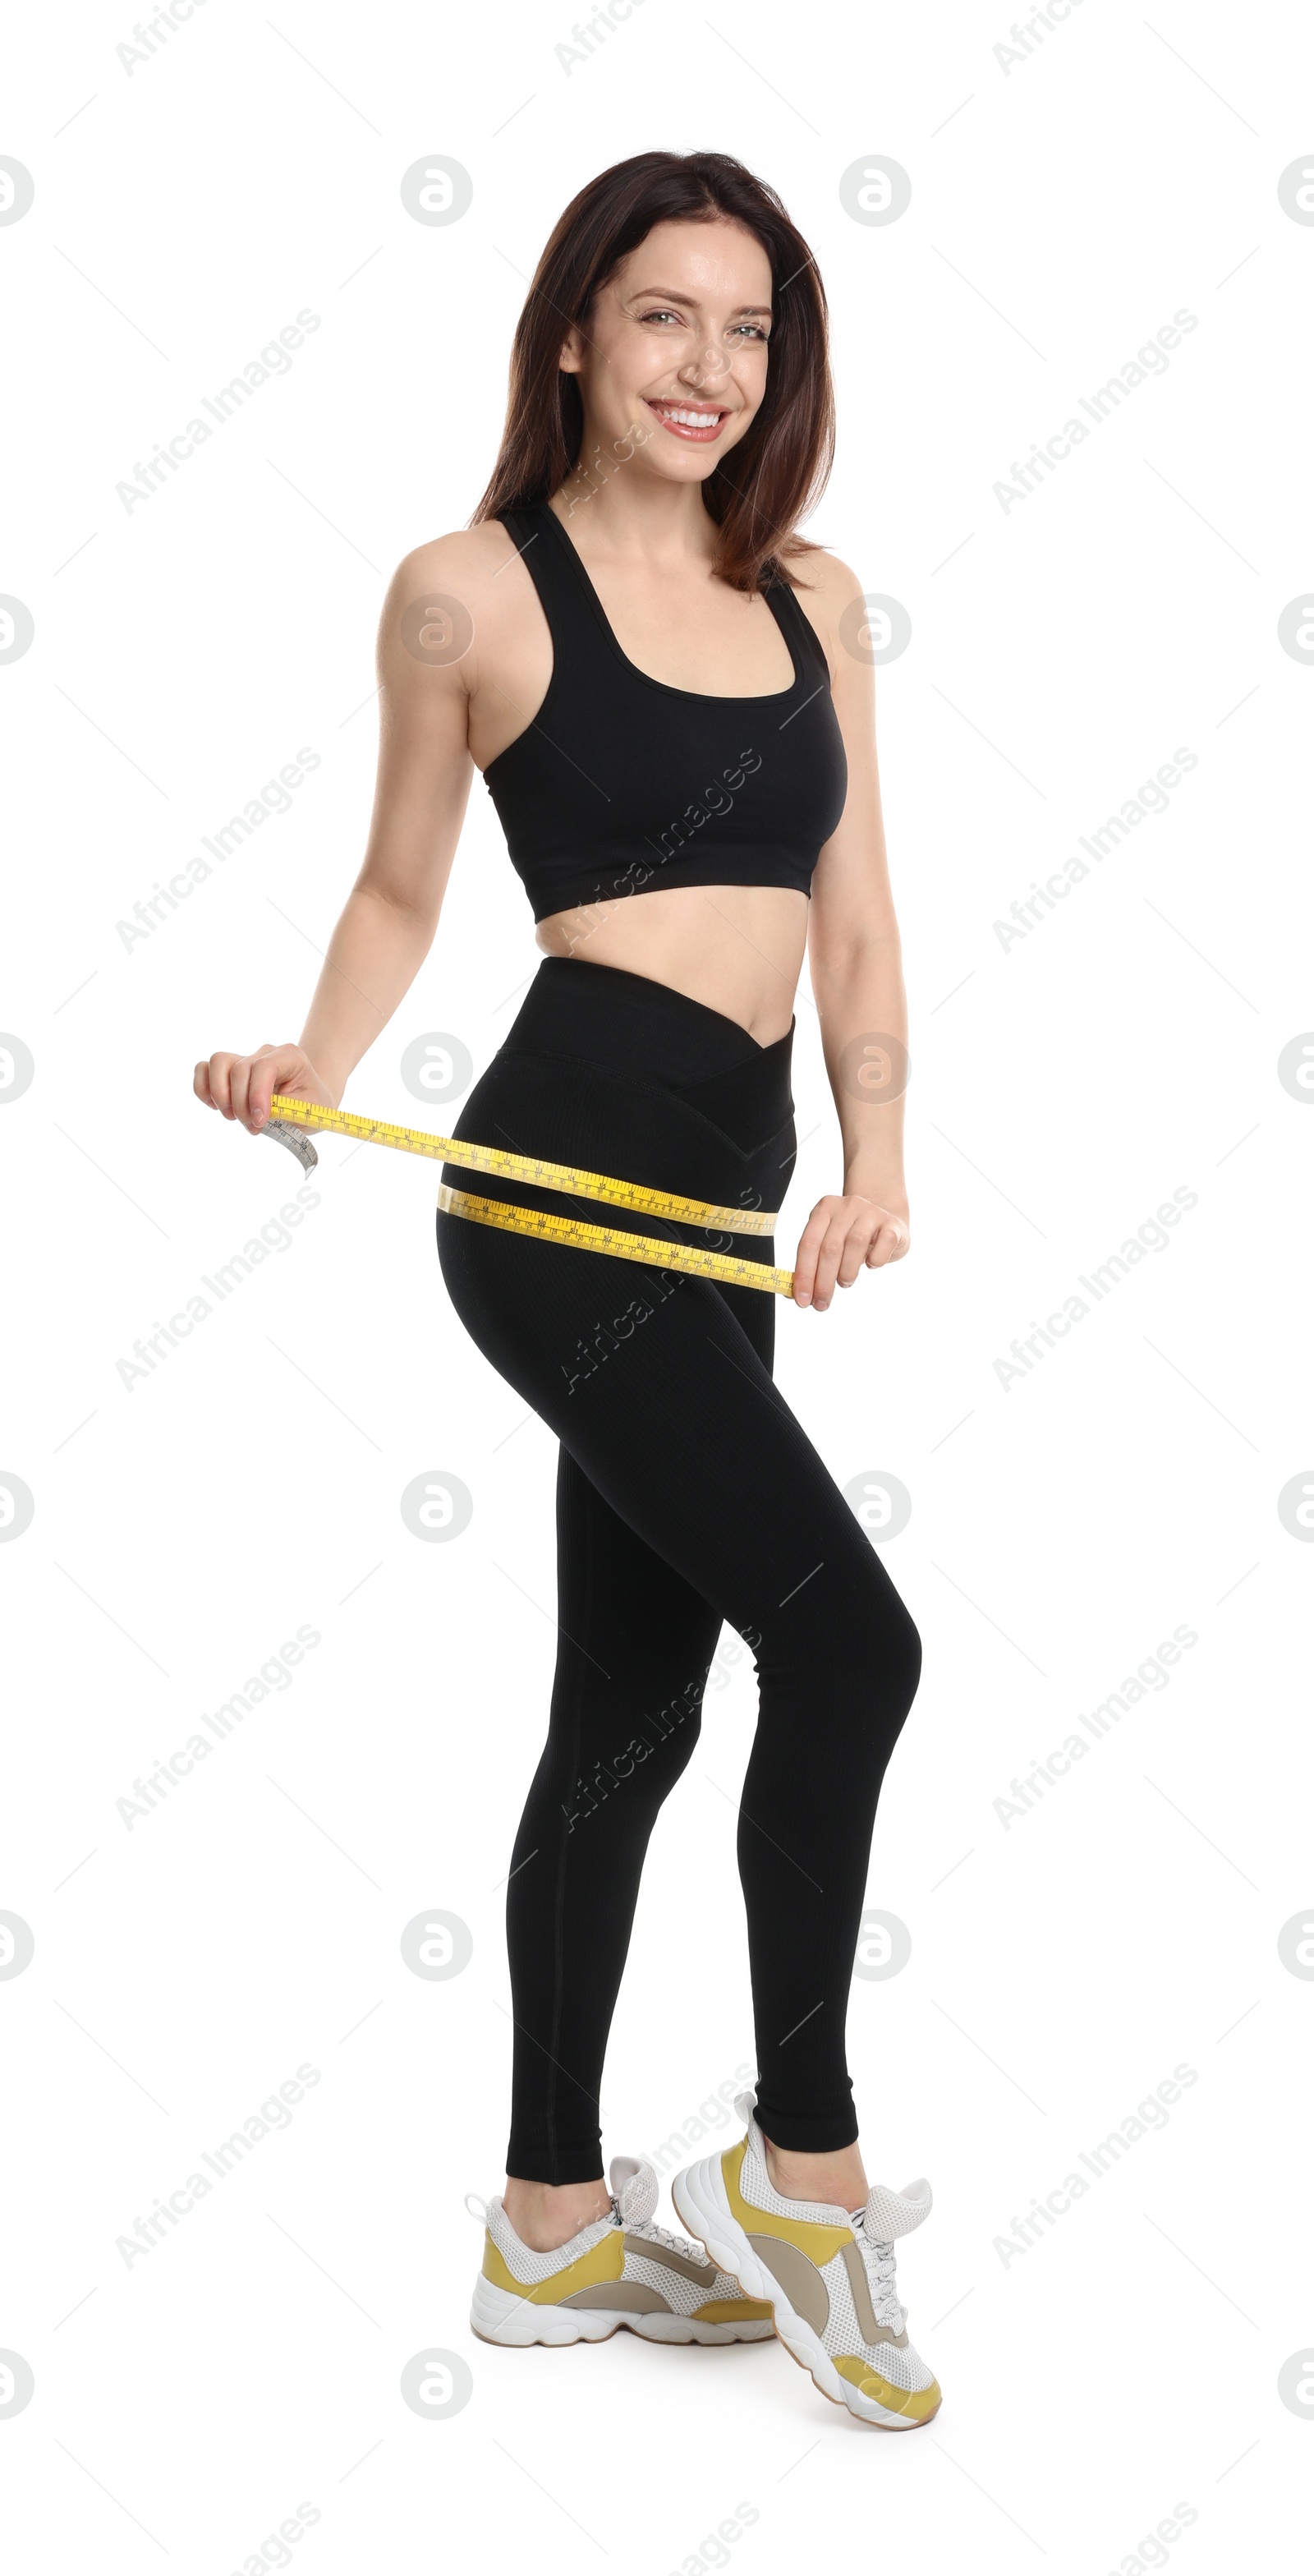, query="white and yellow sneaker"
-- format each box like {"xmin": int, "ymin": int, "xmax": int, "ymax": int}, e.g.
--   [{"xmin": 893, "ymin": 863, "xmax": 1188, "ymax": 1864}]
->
[
  {"xmin": 672, "ymin": 2091, "xmax": 942, "ymax": 2426},
  {"xmin": 469, "ymin": 2154, "xmax": 775, "ymax": 2347}
]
